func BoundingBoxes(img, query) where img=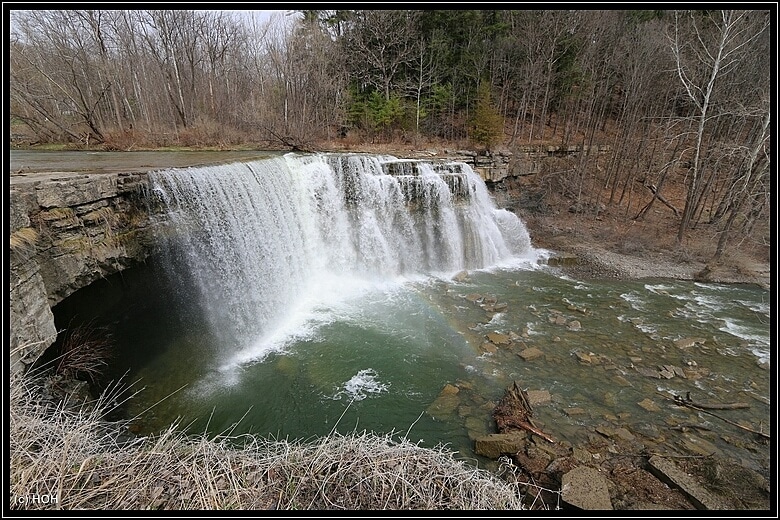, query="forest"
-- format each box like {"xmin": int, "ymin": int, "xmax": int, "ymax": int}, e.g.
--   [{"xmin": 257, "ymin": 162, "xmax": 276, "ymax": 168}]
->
[{"xmin": 8, "ymin": 9, "xmax": 772, "ymax": 261}]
